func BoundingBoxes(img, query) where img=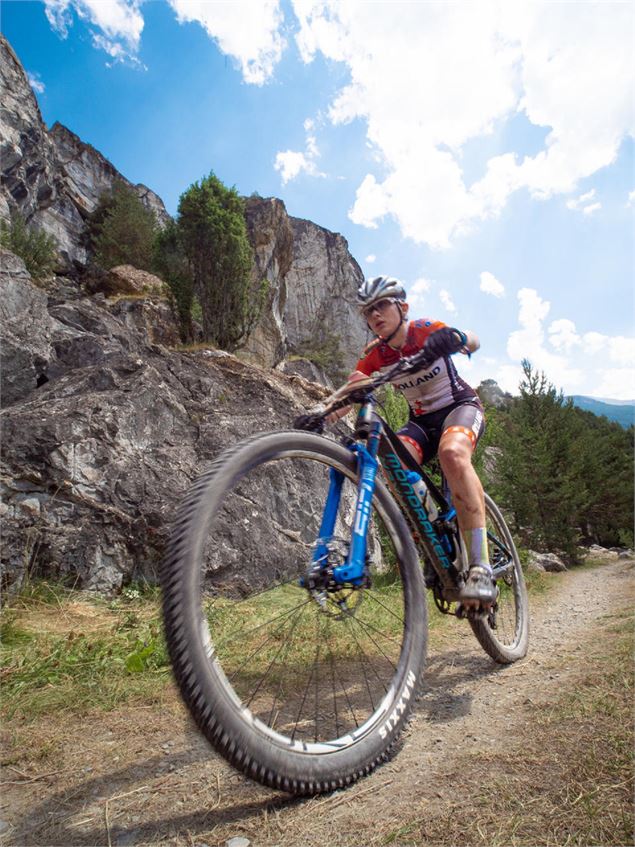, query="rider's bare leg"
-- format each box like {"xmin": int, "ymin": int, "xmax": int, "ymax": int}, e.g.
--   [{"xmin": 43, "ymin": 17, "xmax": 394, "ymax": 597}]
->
[
  {"xmin": 400, "ymin": 438, "xmax": 493, "ymax": 609},
  {"xmin": 438, "ymin": 430, "xmax": 494, "ymax": 609},
  {"xmin": 437, "ymin": 431, "xmax": 485, "ymax": 533}
]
